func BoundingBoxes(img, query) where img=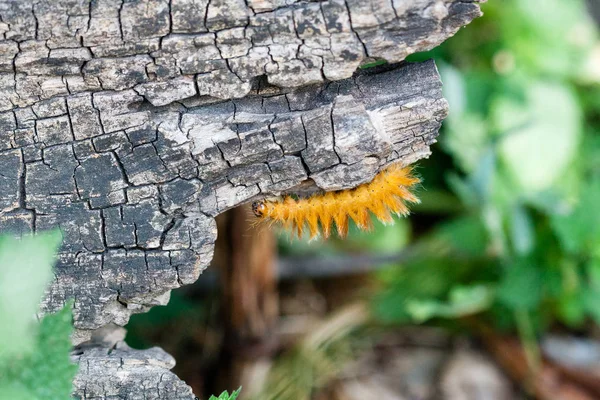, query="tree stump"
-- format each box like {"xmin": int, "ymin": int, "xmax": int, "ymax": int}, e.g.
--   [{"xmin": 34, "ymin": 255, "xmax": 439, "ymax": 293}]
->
[{"xmin": 0, "ymin": 0, "xmax": 483, "ymax": 397}]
